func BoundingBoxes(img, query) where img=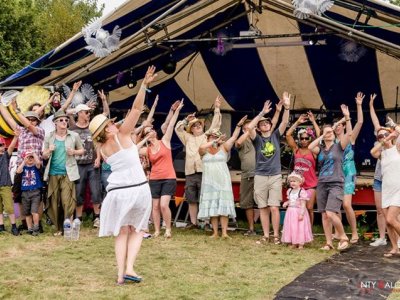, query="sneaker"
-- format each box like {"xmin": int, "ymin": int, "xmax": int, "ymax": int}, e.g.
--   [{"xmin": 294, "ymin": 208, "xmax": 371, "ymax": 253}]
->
[
  {"xmin": 93, "ymin": 217, "xmax": 100, "ymax": 228},
  {"xmin": 11, "ymin": 227, "xmax": 20, "ymax": 236},
  {"xmin": 0, "ymin": 225, "xmax": 5, "ymax": 233},
  {"xmin": 243, "ymin": 230, "xmax": 257, "ymax": 236},
  {"xmin": 27, "ymin": 228, "xmax": 34, "ymax": 235},
  {"xmin": 184, "ymin": 223, "xmax": 198, "ymax": 230},
  {"xmin": 32, "ymin": 225, "xmax": 40, "ymax": 236},
  {"xmin": 143, "ymin": 233, "xmax": 152, "ymax": 239},
  {"xmin": 370, "ymin": 238, "xmax": 387, "ymax": 247}
]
